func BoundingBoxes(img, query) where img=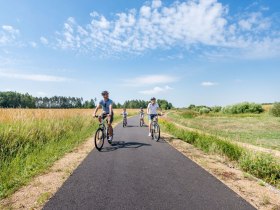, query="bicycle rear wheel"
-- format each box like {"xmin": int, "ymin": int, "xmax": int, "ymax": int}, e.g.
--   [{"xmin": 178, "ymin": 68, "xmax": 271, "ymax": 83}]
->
[
  {"xmin": 153, "ymin": 124, "xmax": 160, "ymax": 141},
  {"xmin": 94, "ymin": 128, "xmax": 104, "ymax": 151},
  {"xmin": 140, "ymin": 119, "xmax": 143, "ymax": 127}
]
